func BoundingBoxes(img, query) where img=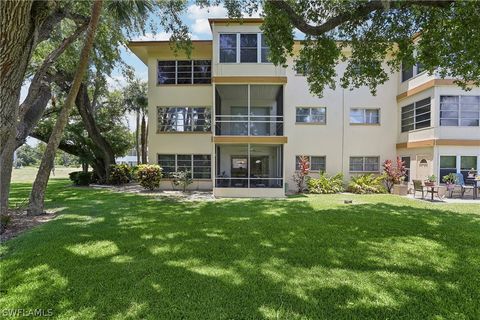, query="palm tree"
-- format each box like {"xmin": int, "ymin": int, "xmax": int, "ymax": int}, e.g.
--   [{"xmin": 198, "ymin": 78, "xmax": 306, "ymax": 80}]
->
[
  {"xmin": 124, "ymin": 79, "xmax": 148, "ymax": 164},
  {"xmin": 28, "ymin": 0, "xmax": 104, "ymax": 215}
]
